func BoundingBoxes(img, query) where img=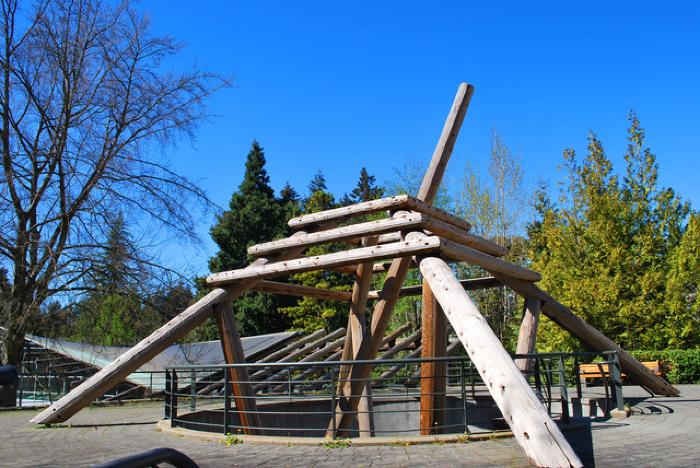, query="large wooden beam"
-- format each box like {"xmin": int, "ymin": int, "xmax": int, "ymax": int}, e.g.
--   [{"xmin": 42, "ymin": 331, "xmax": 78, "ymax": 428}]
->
[
  {"xmin": 492, "ymin": 273, "xmax": 680, "ymax": 396},
  {"xmin": 420, "ymin": 281, "xmax": 447, "ymax": 435},
  {"xmin": 338, "ymin": 236, "xmax": 377, "ymax": 437},
  {"xmin": 331, "ymin": 83, "xmax": 475, "ymax": 434},
  {"xmin": 287, "ymin": 194, "xmax": 472, "ymax": 234},
  {"xmin": 515, "ymin": 297, "xmax": 542, "ymax": 374},
  {"xmin": 253, "ymin": 281, "xmax": 353, "ymax": 301},
  {"xmin": 31, "ymin": 231, "xmax": 312, "ymax": 424},
  {"xmin": 249, "ymin": 213, "xmax": 425, "ymax": 257},
  {"xmin": 440, "ymin": 237, "xmax": 541, "ymax": 282},
  {"xmin": 213, "ymin": 302, "xmax": 260, "ymax": 434},
  {"xmin": 368, "ymin": 276, "xmax": 501, "ymax": 299},
  {"xmin": 420, "ymin": 257, "xmax": 582, "ymax": 468},
  {"xmin": 423, "ymin": 217, "xmax": 507, "ymax": 257},
  {"xmin": 206, "ymin": 236, "xmax": 442, "ymax": 287}
]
